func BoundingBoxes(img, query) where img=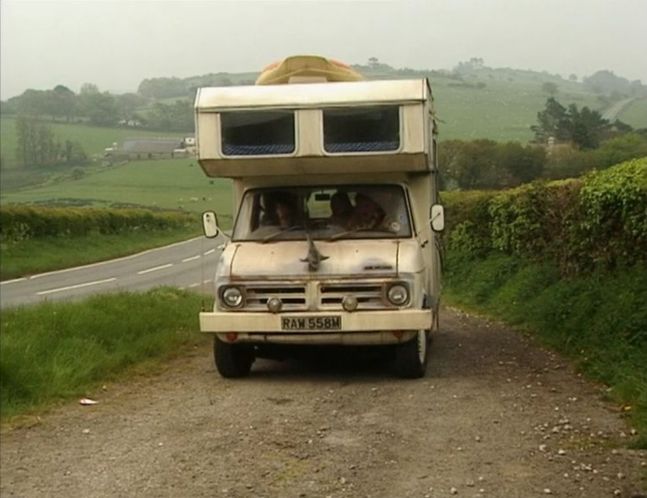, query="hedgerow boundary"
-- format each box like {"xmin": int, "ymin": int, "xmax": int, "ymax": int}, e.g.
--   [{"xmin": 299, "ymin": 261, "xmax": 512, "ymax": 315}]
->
[
  {"xmin": 0, "ymin": 205, "xmax": 195, "ymax": 242},
  {"xmin": 0, "ymin": 206, "xmax": 200, "ymax": 279},
  {"xmin": 443, "ymin": 157, "xmax": 647, "ymax": 448}
]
